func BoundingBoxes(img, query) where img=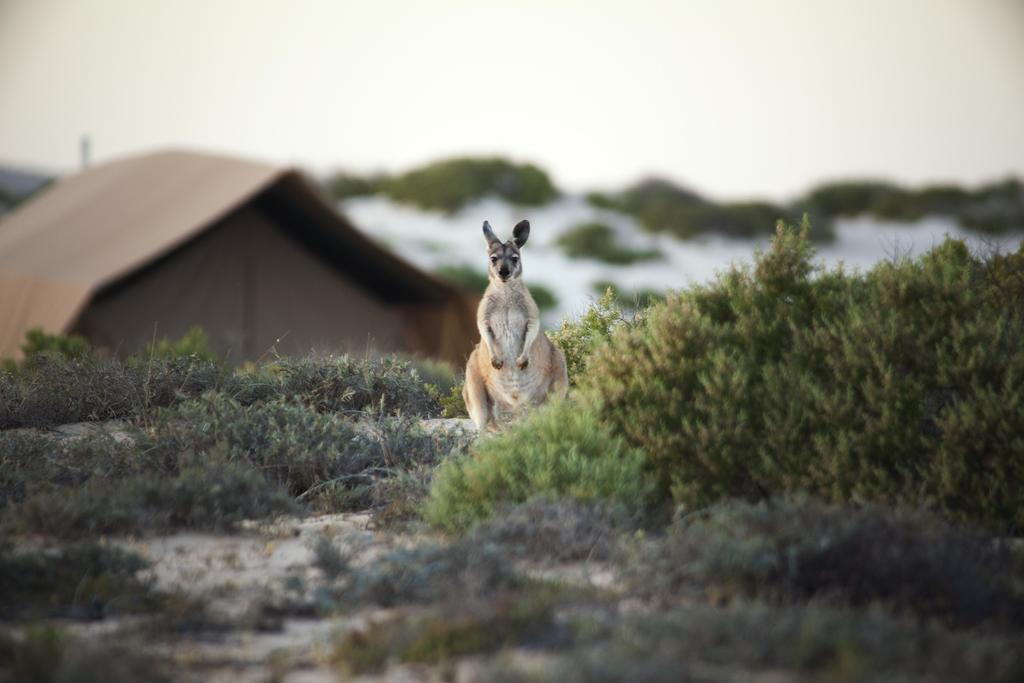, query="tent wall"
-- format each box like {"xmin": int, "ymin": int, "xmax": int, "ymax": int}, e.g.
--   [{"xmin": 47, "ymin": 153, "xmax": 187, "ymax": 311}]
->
[{"xmin": 73, "ymin": 205, "xmax": 408, "ymax": 362}]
